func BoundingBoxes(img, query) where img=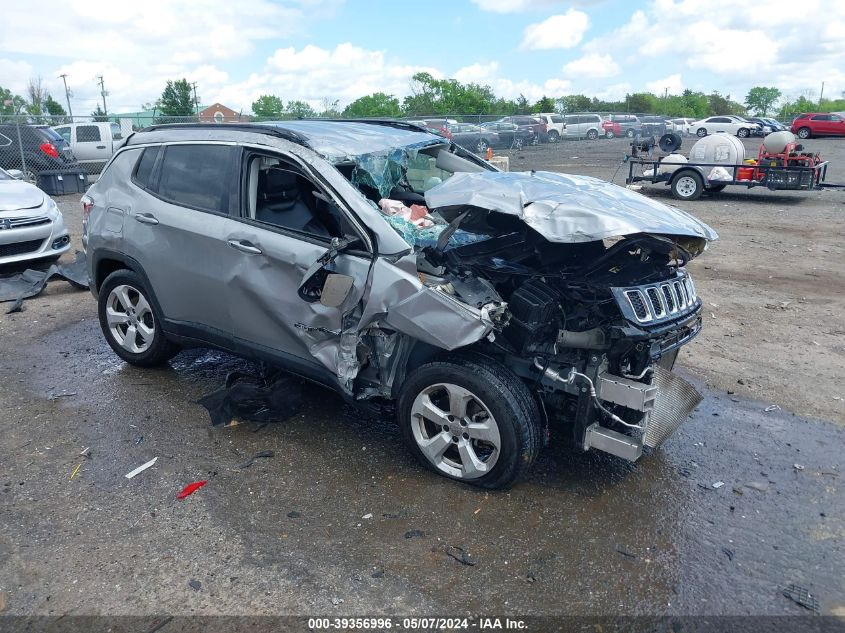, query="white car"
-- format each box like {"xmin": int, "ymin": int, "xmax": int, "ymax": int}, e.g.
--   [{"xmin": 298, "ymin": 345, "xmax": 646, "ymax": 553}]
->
[
  {"xmin": 691, "ymin": 116, "xmax": 761, "ymax": 138},
  {"xmin": 670, "ymin": 118, "xmax": 697, "ymax": 136},
  {"xmin": 51, "ymin": 122, "xmax": 125, "ymax": 171},
  {"xmin": 532, "ymin": 113, "xmax": 566, "ymax": 142},
  {"xmin": 0, "ymin": 167, "xmax": 70, "ymax": 265}
]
